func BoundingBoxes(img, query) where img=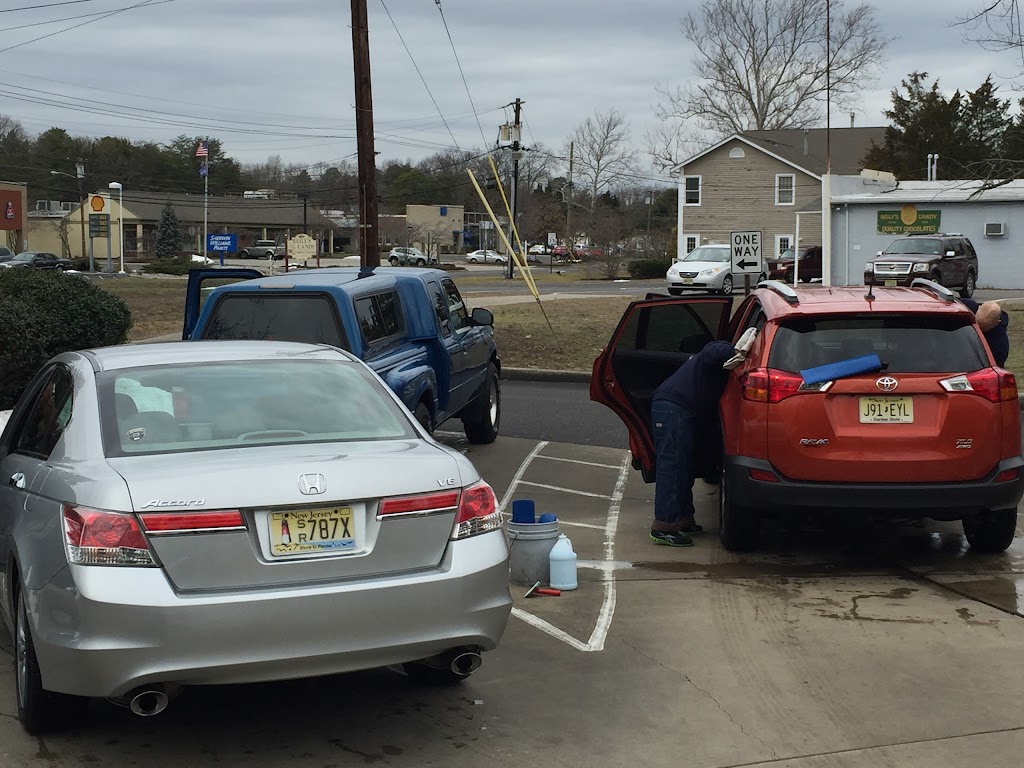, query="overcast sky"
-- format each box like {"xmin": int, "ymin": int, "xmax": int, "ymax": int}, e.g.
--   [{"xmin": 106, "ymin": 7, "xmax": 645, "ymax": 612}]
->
[{"xmin": 0, "ymin": 0, "xmax": 1016, "ymax": 179}]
